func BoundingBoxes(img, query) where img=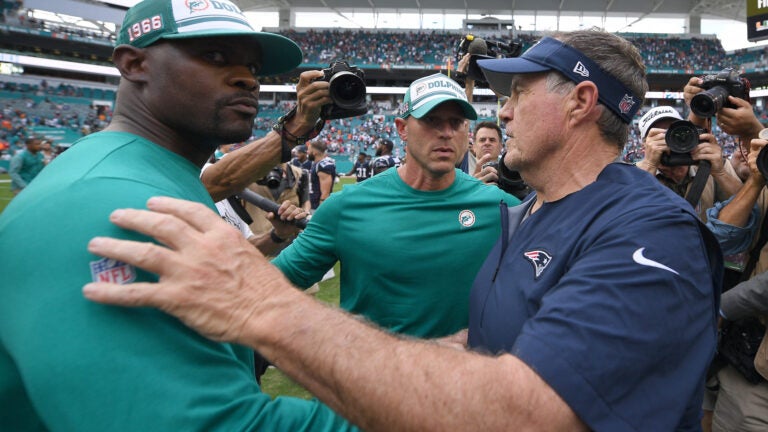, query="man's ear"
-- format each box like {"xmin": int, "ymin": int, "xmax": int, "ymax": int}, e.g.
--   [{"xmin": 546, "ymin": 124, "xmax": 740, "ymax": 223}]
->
[
  {"xmin": 567, "ymin": 81, "xmax": 601, "ymax": 125},
  {"xmin": 395, "ymin": 117, "xmax": 407, "ymax": 141},
  {"xmin": 112, "ymin": 45, "xmax": 149, "ymax": 83}
]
